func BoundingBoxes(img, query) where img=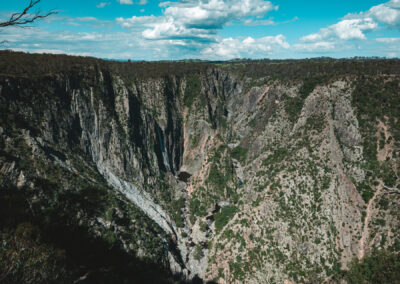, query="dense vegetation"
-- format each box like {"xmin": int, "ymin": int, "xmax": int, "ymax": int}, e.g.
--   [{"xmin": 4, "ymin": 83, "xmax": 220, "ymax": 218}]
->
[
  {"xmin": 219, "ymin": 58, "xmax": 400, "ymax": 80},
  {"xmin": 2, "ymin": 51, "xmax": 400, "ymax": 82},
  {"xmin": 1, "ymin": 51, "xmax": 400, "ymax": 283},
  {"xmin": 0, "ymin": 184, "xmax": 182, "ymax": 283},
  {"xmin": 352, "ymin": 76, "xmax": 400, "ymax": 195},
  {"xmin": 214, "ymin": 206, "xmax": 238, "ymax": 233},
  {"xmin": 0, "ymin": 50, "xmax": 210, "ymax": 80},
  {"xmin": 0, "ymin": 67, "xmax": 185, "ymax": 282},
  {"xmin": 184, "ymin": 74, "xmax": 203, "ymax": 109},
  {"xmin": 345, "ymin": 246, "xmax": 400, "ymax": 284}
]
